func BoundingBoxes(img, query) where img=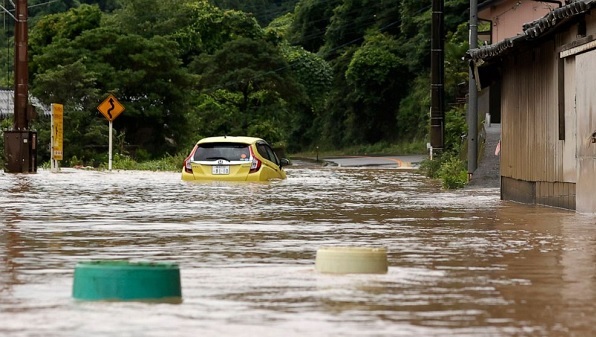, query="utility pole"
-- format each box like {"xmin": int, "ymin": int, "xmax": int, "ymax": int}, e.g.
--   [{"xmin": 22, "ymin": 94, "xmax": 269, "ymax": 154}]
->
[
  {"xmin": 430, "ymin": 0, "xmax": 445, "ymax": 153},
  {"xmin": 3, "ymin": 0, "xmax": 37, "ymax": 173},
  {"xmin": 467, "ymin": 0, "xmax": 478, "ymax": 179},
  {"xmin": 14, "ymin": 0, "xmax": 28, "ymax": 130}
]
